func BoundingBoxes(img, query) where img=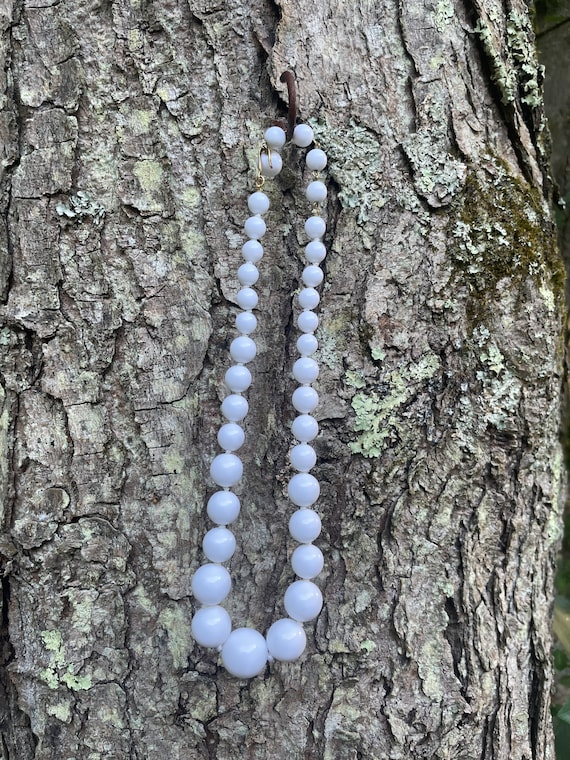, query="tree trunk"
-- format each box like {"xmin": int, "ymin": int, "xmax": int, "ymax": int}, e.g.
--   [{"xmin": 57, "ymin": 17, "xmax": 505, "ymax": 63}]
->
[{"xmin": 0, "ymin": 0, "xmax": 564, "ymax": 758}]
